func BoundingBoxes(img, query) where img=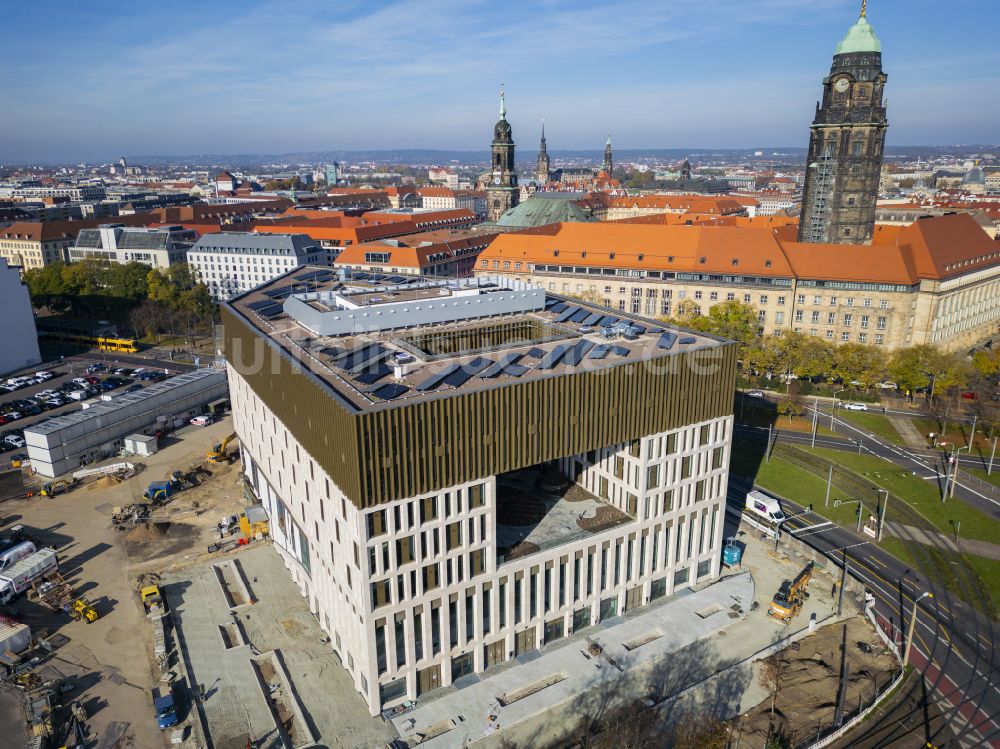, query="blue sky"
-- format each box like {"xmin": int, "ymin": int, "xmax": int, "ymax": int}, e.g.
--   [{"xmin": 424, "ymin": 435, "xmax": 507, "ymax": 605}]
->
[{"xmin": 1, "ymin": 0, "xmax": 997, "ymax": 162}]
